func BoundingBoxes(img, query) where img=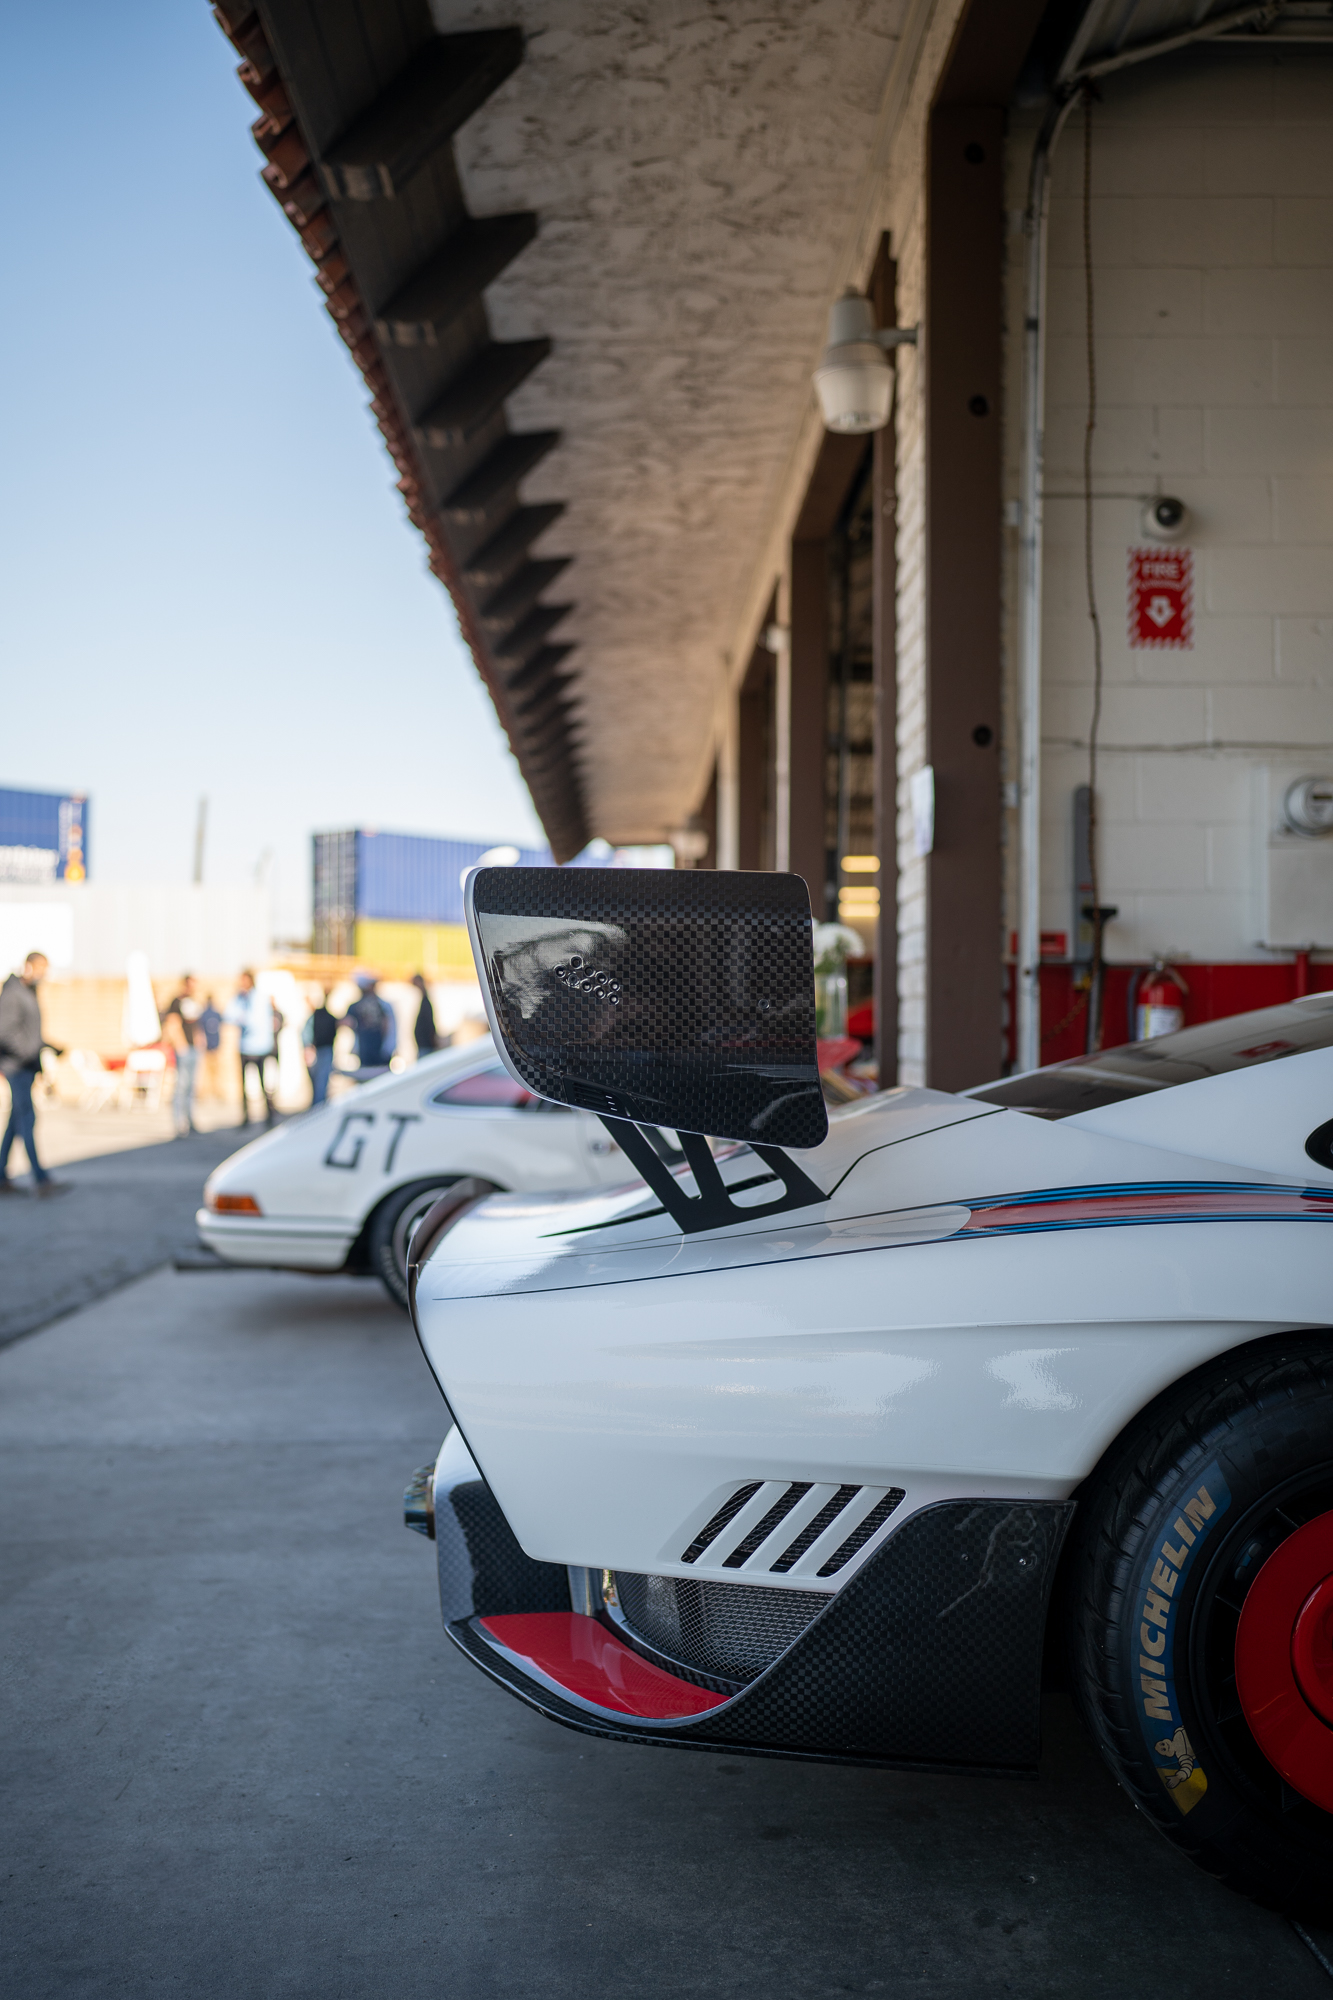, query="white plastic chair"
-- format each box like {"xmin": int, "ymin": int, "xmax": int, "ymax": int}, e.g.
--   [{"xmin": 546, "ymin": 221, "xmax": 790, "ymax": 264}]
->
[
  {"xmin": 68, "ymin": 1048, "xmax": 119, "ymax": 1112},
  {"xmin": 120, "ymin": 1048, "xmax": 167, "ymax": 1110}
]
